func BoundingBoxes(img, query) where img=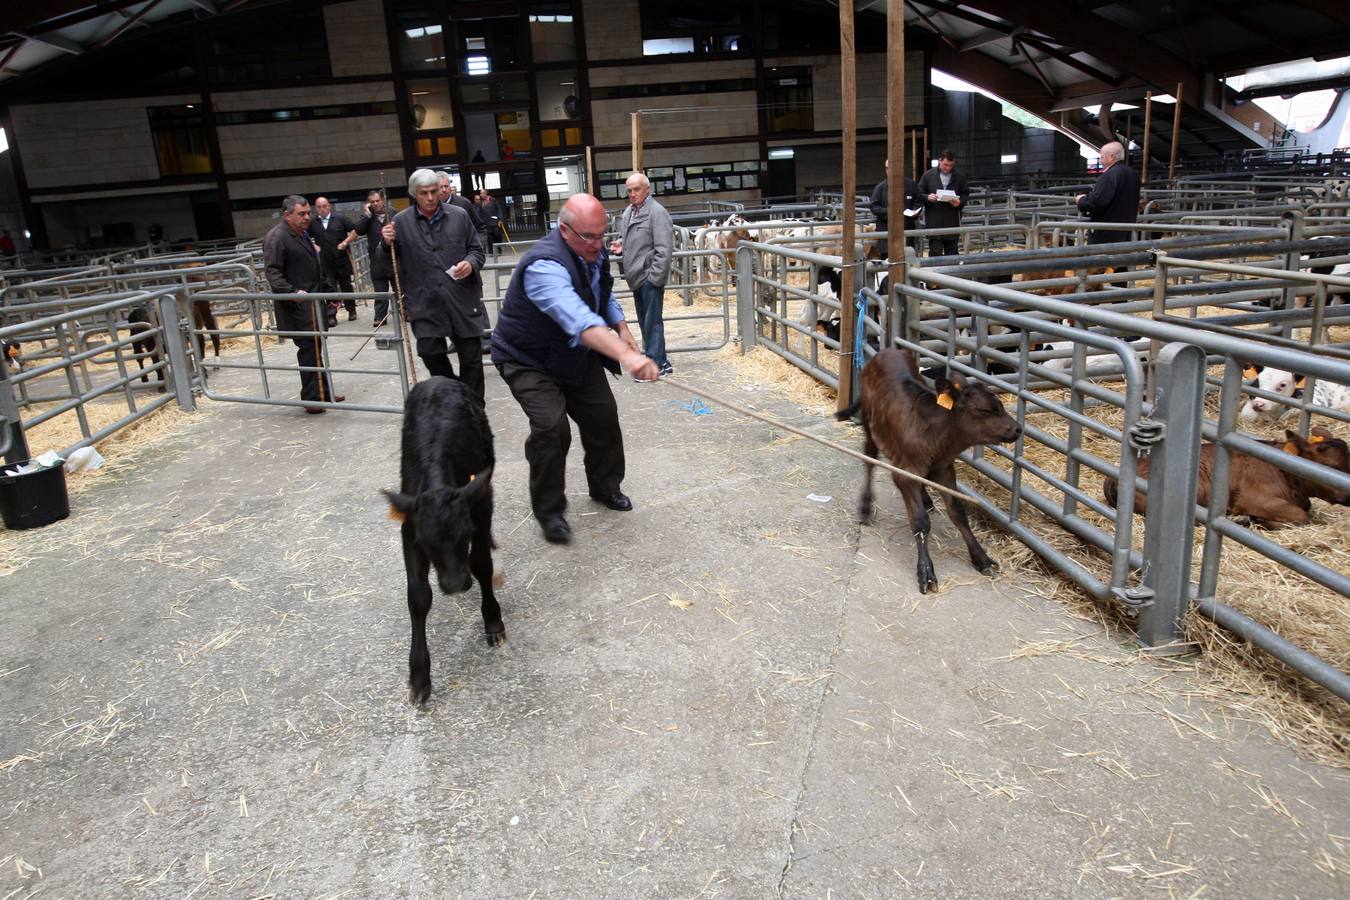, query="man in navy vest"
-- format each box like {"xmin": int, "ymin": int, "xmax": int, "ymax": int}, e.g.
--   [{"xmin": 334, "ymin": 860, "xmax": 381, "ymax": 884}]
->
[{"xmin": 491, "ymin": 193, "xmax": 659, "ymax": 544}]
